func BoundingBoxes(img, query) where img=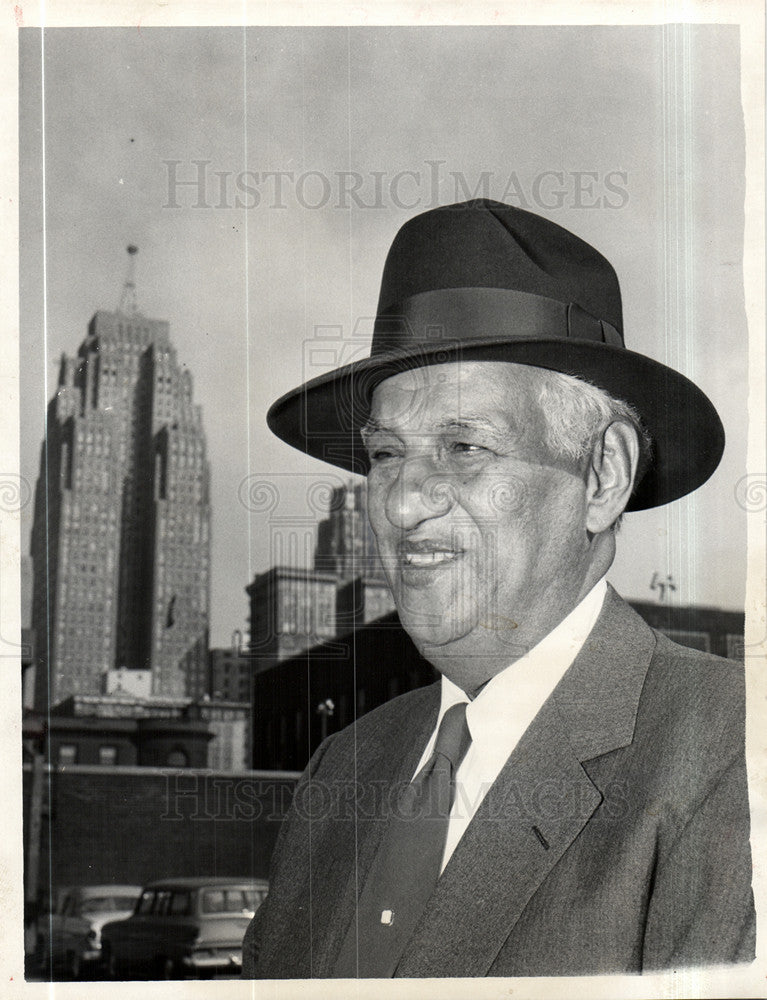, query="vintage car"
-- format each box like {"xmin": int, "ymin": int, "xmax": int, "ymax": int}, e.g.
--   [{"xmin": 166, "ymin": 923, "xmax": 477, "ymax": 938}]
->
[
  {"xmin": 34, "ymin": 884, "xmax": 142, "ymax": 979},
  {"xmin": 100, "ymin": 876, "xmax": 268, "ymax": 979}
]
